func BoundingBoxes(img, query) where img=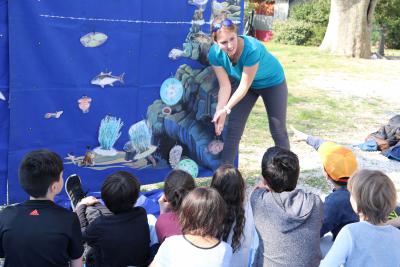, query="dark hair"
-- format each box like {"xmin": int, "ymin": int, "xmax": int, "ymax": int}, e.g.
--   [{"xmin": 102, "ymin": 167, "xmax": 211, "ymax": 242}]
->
[
  {"xmin": 164, "ymin": 169, "xmax": 196, "ymax": 211},
  {"xmin": 19, "ymin": 149, "xmax": 63, "ymax": 198},
  {"xmin": 348, "ymin": 169, "xmax": 397, "ymax": 225},
  {"xmin": 261, "ymin": 147, "xmax": 300, "ymax": 193},
  {"xmin": 179, "ymin": 187, "xmax": 226, "ymax": 238},
  {"xmin": 211, "ymin": 164, "xmax": 245, "ymax": 252},
  {"xmin": 101, "ymin": 171, "xmax": 140, "ymax": 214}
]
